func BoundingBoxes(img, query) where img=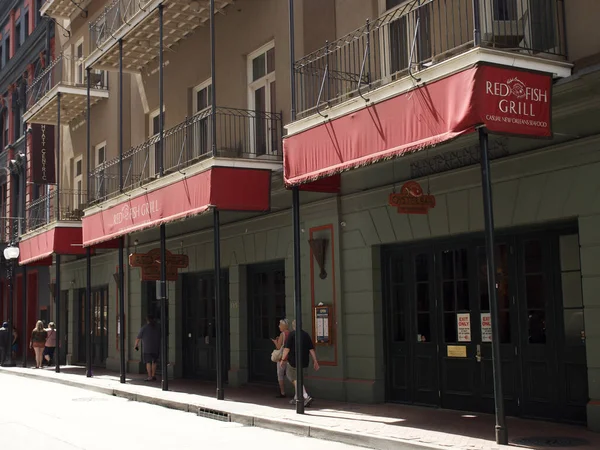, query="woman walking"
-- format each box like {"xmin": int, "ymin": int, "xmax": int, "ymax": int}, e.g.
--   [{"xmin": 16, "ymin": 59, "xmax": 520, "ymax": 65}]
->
[
  {"xmin": 43, "ymin": 322, "xmax": 57, "ymax": 366},
  {"xmin": 30, "ymin": 321, "xmax": 48, "ymax": 369},
  {"xmin": 271, "ymin": 319, "xmax": 290, "ymax": 398}
]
